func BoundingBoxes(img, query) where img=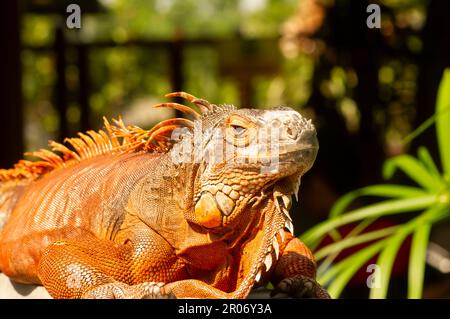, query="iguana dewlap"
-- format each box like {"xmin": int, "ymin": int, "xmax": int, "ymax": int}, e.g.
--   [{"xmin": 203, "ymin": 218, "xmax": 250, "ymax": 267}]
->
[{"xmin": 0, "ymin": 92, "xmax": 329, "ymax": 299}]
